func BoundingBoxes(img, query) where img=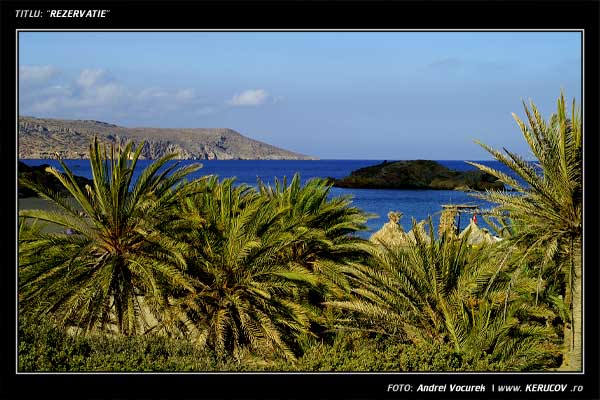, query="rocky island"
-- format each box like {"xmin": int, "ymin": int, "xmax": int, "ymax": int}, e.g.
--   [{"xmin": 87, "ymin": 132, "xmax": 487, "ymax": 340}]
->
[
  {"xmin": 19, "ymin": 116, "xmax": 315, "ymax": 160},
  {"xmin": 332, "ymin": 160, "xmax": 505, "ymax": 191}
]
